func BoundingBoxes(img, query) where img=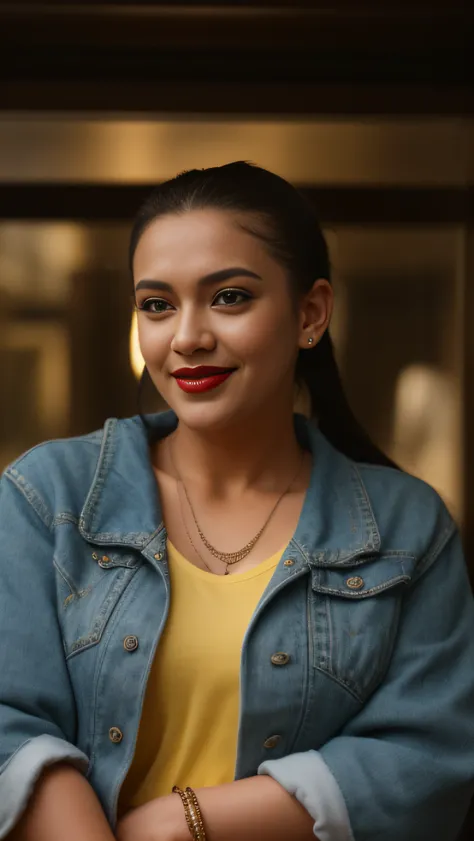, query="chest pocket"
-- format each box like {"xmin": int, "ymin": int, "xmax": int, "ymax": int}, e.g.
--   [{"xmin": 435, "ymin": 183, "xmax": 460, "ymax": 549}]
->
[
  {"xmin": 54, "ymin": 545, "xmax": 142, "ymax": 659},
  {"xmin": 309, "ymin": 554, "xmax": 416, "ymax": 702}
]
